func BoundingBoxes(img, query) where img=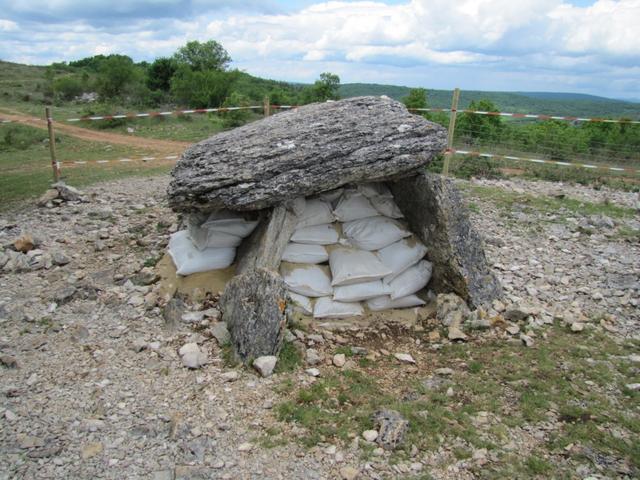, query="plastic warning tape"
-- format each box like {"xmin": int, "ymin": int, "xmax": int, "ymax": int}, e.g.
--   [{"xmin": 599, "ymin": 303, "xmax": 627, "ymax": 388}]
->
[
  {"xmin": 0, "ymin": 119, "xmax": 11, "ymax": 124},
  {"xmin": 59, "ymin": 154, "xmax": 180, "ymax": 166},
  {"xmin": 66, "ymin": 106, "xmax": 262, "ymax": 122},
  {"xmin": 409, "ymin": 108, "xmax": 640, "ymax": 125},
  {"xmin": 449, "ymin": 149, "xmax": 640, "ymax": 174}
]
